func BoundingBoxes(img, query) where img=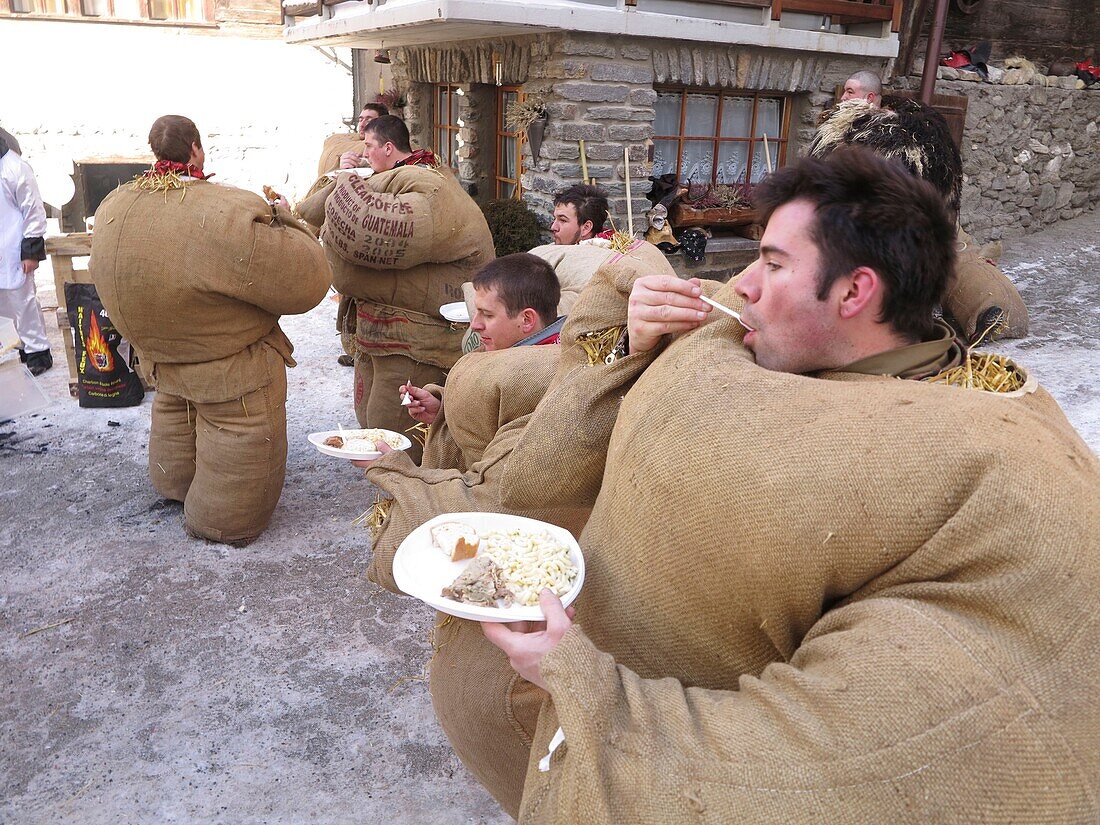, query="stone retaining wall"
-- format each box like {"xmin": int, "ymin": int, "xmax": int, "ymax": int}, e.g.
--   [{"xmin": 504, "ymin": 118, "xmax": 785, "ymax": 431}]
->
[{"xmin": 892, "ymin": 75, "xmax": 1100, "ymax": 244}]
